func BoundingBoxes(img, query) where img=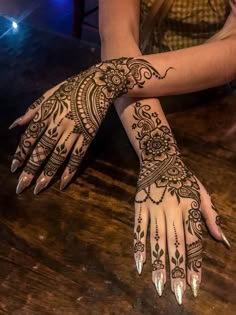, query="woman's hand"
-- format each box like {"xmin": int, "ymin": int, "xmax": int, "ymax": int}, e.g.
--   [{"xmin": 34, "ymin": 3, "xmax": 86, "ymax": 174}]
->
[
  {"xmin": 10, "ymin": 57, "xmax": 169, "ymax": 194},
  {"xmin": 131, "ymin": 102, "xmax": 230, "ymax": 304}
]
